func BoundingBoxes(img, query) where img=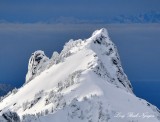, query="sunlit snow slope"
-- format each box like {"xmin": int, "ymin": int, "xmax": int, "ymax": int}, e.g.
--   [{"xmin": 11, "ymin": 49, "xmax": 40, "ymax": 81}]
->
[{"xmin": 0, "ymin": 28, "xmax": 159, "ymax": 122}]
